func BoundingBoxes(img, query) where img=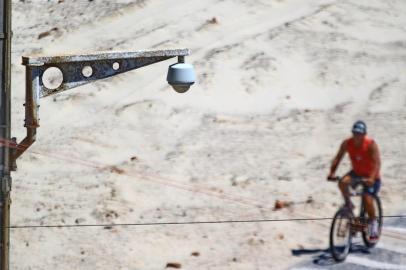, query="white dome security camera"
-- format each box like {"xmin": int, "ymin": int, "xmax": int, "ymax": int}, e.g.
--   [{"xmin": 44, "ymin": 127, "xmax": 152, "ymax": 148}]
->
[{"xmin": 167, "ymin": 61, "xmax": 196, "ymax": 93}]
